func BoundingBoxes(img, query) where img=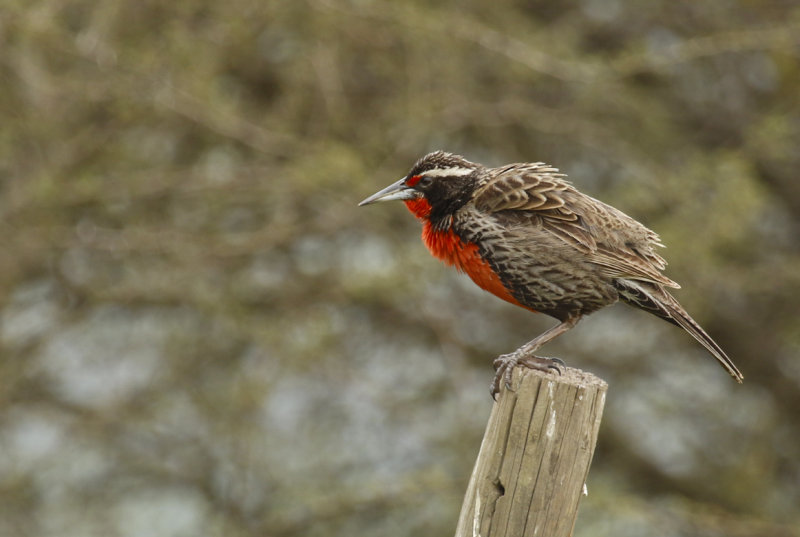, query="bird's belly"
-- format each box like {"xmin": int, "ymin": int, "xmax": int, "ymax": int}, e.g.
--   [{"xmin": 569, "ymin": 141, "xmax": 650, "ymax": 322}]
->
[
  {"xmin": 456, "ymin": 222, "xmax": 619, "ymax": 317},
  {"xmin": 498, "ymin": 260, "xmax": 618, "ymax": 318}
]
